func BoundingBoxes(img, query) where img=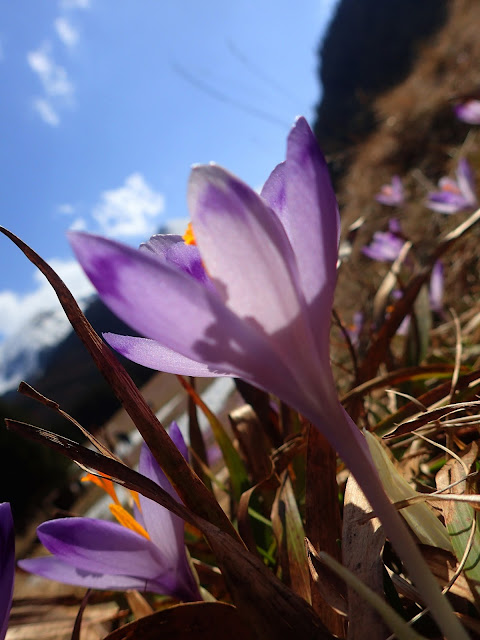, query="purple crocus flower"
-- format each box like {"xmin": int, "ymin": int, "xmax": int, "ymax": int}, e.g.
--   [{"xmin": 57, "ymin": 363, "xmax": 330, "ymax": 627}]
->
[
  {"xmin": 454, "ymin": 99, "xmax": 480, "ymax": 125},
  {"xmin": 0, "ymin": 503, "xmax": 14, "ymax": 640},
  {"xmin": 362, "ymin": 218, "xmax": 404, "ymax": 262},
  {"xmin": 19, "ymin": 428, "xmax": 200, "ymax": 602},
  {"xmin": 375, "ymin": 175, "xmax": 405, "ymax": 207},
  {"xmin": 426, "ymin": 158, "xmax": 477, "ymax": 214},
  {"xmin": 346, "ymin": 311, "xmax": 363, "ymax": 347},
  {"xmin": 68, "ymin": 118, "xmax": 465, "ymax": 637}
]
